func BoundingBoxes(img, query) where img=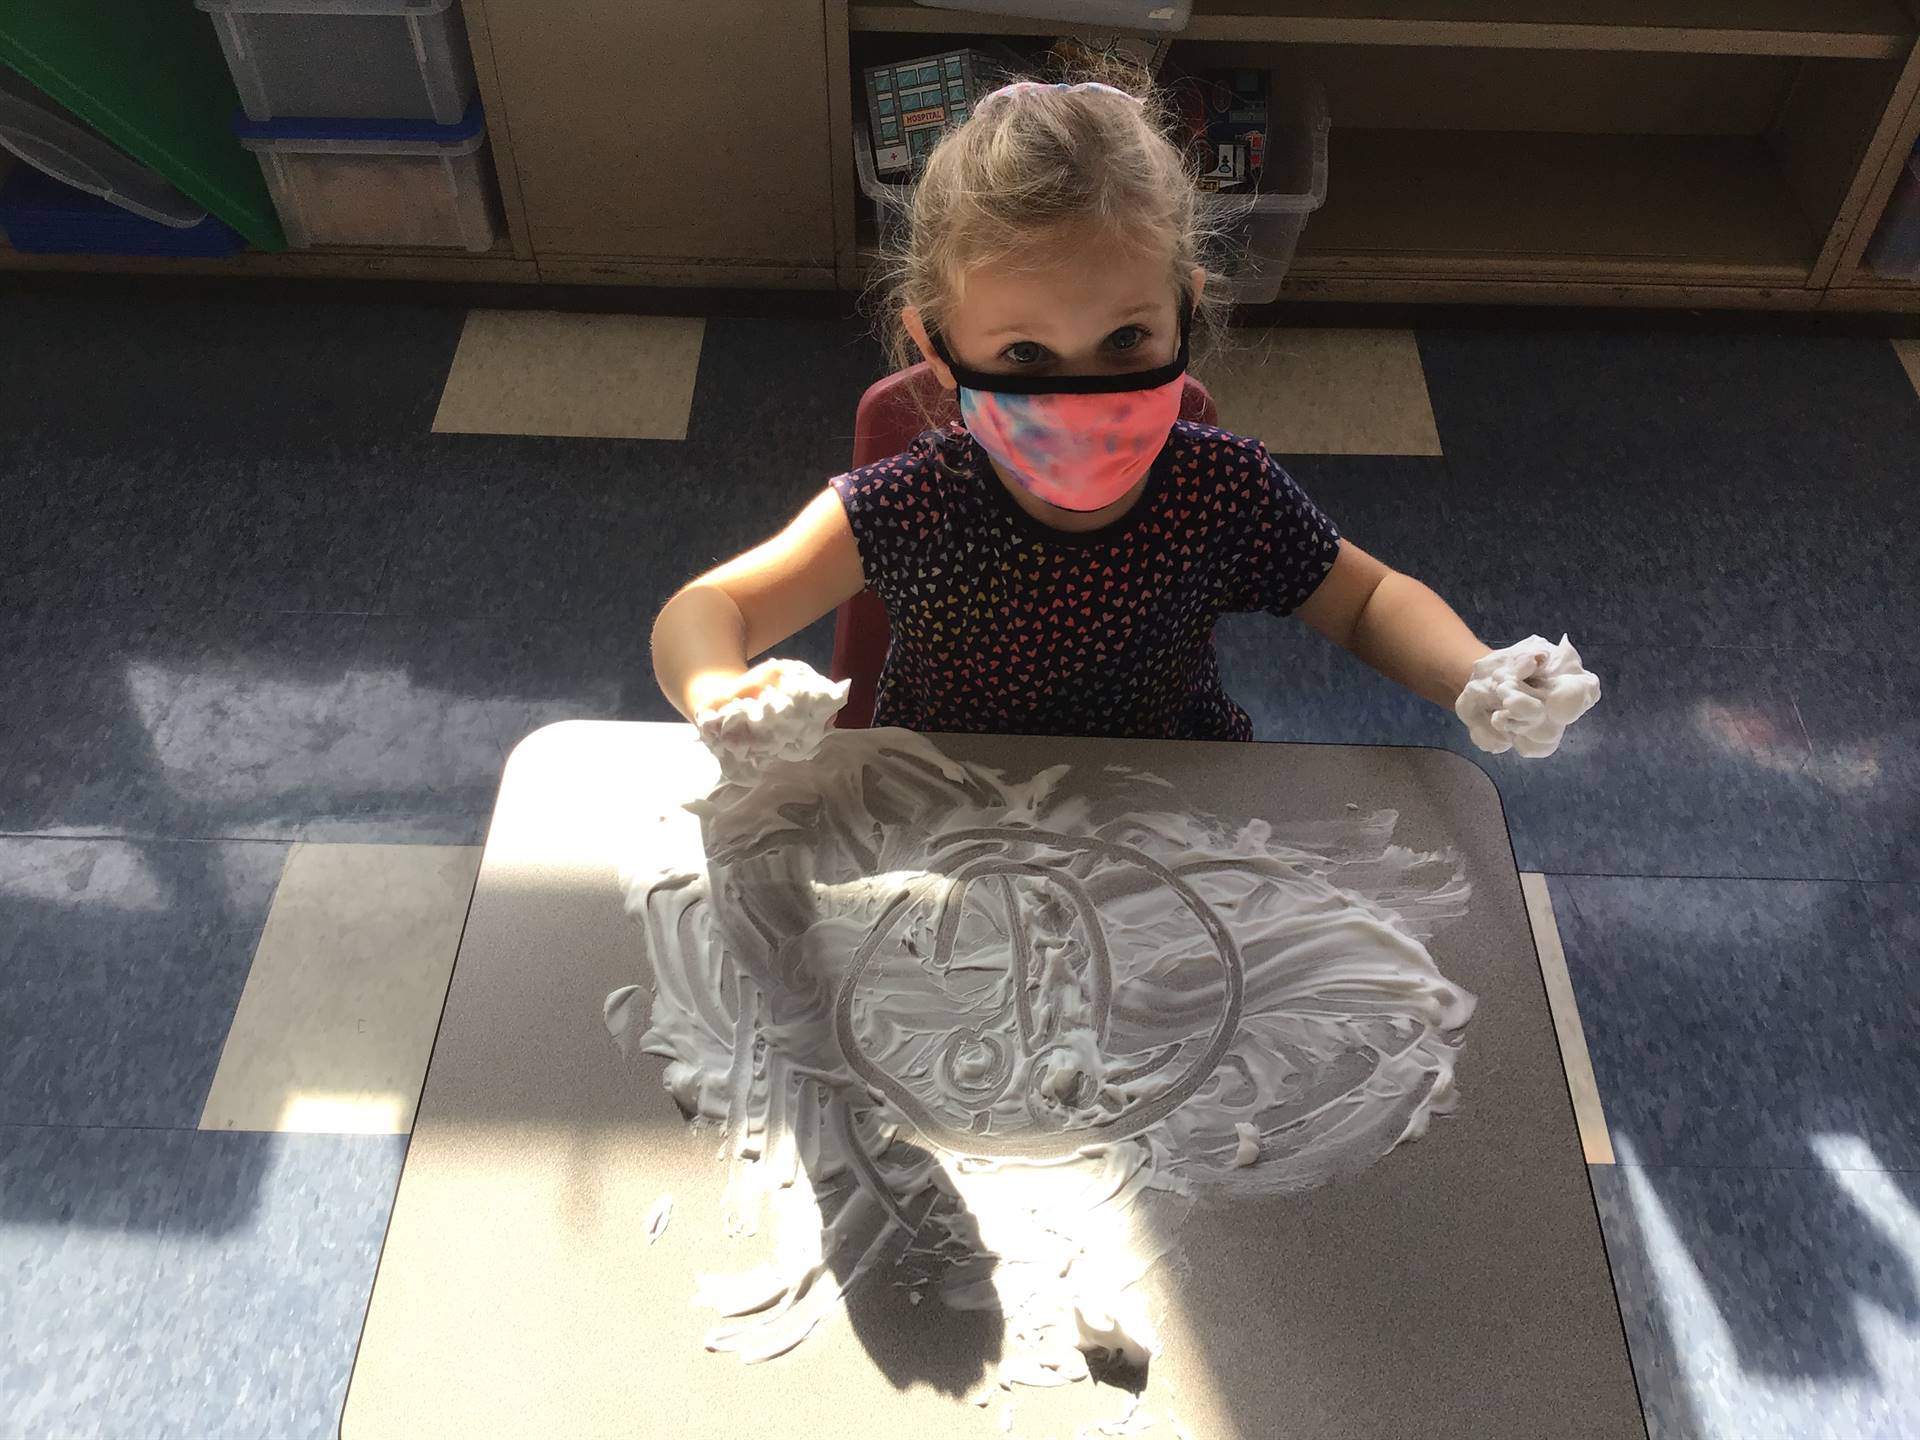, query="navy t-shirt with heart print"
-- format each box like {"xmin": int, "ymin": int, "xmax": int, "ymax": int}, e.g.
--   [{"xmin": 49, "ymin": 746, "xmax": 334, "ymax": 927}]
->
[{"xmin": 830, "ymin": 420, "xmax": 1341, "ymax": 741}]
